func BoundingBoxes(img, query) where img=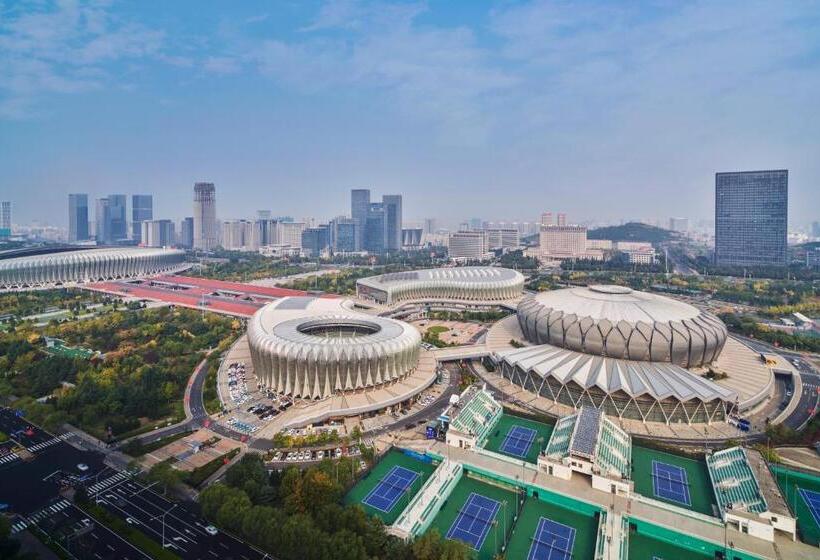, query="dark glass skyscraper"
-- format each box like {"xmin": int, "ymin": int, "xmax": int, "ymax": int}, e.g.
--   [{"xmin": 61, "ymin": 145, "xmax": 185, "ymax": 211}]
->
[
  {"xmin": 382, "ymin": 194, "xmax": 402, "ymax": 252},
  {"xmin": 715, "ymin": 170, "xmax": 788, "ymax": 267},
  {"xmin": 131, "ymin": 194, "xmax": 153, "ymax": 242},
  {"xmin": 69, "ymin": 194, "xmax": 89, "ymax": 242},
  {"xmin": 351, "ymin": 188, "xmax": 370, "ymax": 251}
]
